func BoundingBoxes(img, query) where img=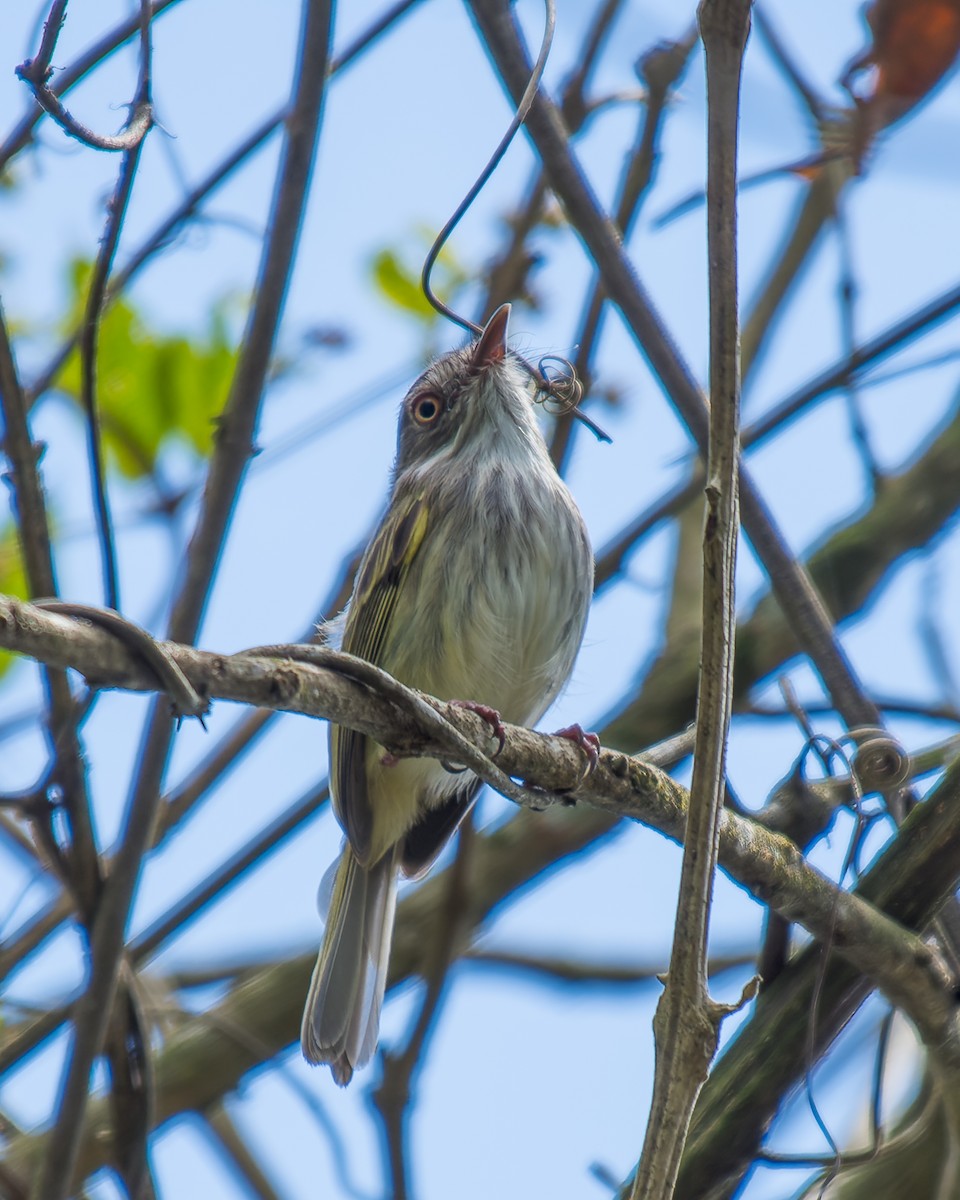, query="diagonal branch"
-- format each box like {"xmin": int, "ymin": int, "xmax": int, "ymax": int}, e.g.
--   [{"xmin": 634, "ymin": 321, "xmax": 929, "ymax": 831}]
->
[
  {"xmin": 25, "ymin": 0, "xmax": 425, "ymax": 407},
  {"xmin": 25, "ymin": 3, "xmax": 336, "ymax": 1195},
  {"xmin": 0, "ymin": 304, "xmax": 99, "ymax": 916},
  {"xmin": 464, "ymin": 0, "xmax": 884, "ymax": 737}
]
